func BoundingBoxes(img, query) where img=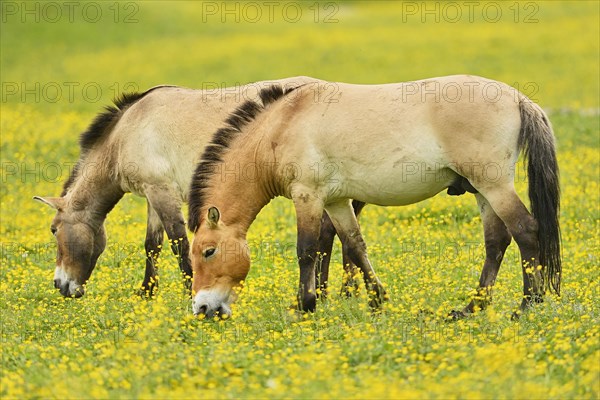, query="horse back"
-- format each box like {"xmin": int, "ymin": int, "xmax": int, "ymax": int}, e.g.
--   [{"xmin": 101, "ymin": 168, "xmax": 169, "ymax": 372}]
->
[
  {"xmin": 102, "ymin": 77, "xmax": 322, "ymax": 199},
  {"xmin": 271, "ymin": 75, "xmax": 523, "ymax": 205}
]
